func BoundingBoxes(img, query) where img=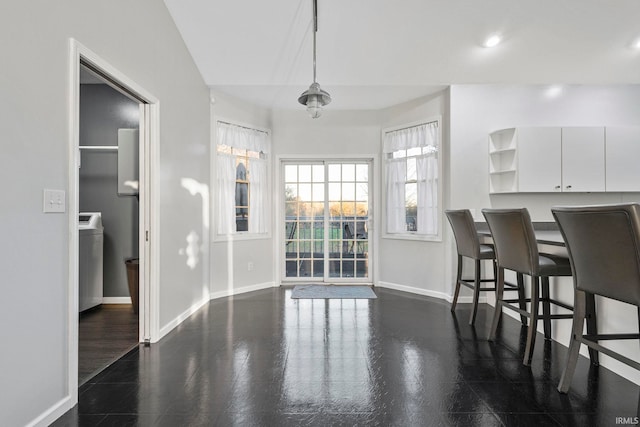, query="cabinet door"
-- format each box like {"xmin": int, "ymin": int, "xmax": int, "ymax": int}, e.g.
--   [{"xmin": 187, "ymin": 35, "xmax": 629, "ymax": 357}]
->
[
  {"xmin": 517, "ymin": 127, "xmax": 562, "ymax": 192},
  {"xmin": 561, "ymin": 127, "xmax": 605, "ymax": 192},
  {"xmin": 606, "ymin": 127, "xmax": 640, "ymax": 192}
]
